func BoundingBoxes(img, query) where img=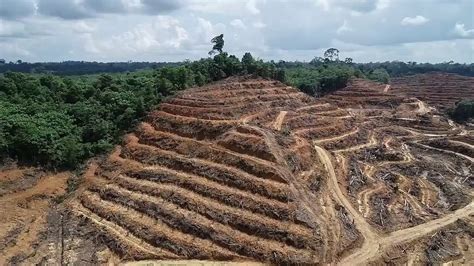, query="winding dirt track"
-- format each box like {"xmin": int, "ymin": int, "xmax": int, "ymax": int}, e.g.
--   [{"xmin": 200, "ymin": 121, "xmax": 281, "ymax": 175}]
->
[
  {"xmin": 412, "ymin": 142, "xmax": 474, "ymax": 163},
  {"xmin": 341, "ymin": 201, "xmax": 474, "ymax": 265},
  {"xmin": 314, "ymin": 145, "xmax": 474, "ymax": 265},
  {"xmin": 313, "ymin": 128, "xmax": 359, "ymax": 144},
  {"xmin": 333, "ymin": 133, "xmax": 377, "ymax": 153},
  {"xmin": 313, "ymin": 145, "xmax": 378, "ymax": 263},
  {"xmin": 449, "ymin": 140, "xmax": 474, "ymax": 150}
]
